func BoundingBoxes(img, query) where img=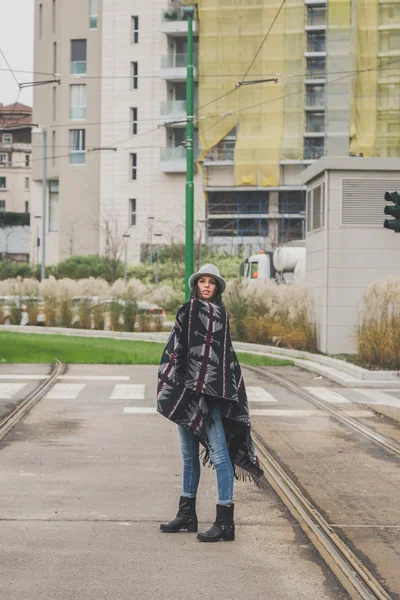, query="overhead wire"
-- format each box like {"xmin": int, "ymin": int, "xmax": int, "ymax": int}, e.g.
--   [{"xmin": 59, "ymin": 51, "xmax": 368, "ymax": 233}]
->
[
  {"xmin": 201, "ymin": 56, "xmax": 400, "ymax": 136},
  {"xmin": 240, "ymin": 0, "xmax": 287, "ymax": 84}
]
